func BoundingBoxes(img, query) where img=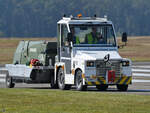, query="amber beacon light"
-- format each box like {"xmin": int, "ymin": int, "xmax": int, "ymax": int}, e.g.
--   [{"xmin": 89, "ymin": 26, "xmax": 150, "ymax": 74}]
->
[{"xmin": 77, "ymin": 14, "xmax": 82, "ymax": 18}]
